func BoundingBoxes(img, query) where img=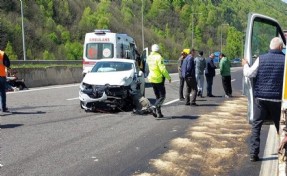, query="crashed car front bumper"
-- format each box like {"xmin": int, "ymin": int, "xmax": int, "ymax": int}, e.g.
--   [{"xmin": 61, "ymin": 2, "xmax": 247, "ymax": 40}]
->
[{"xmin": 79, "ymin": 85, "xmax": 131, "ymax": 110}]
